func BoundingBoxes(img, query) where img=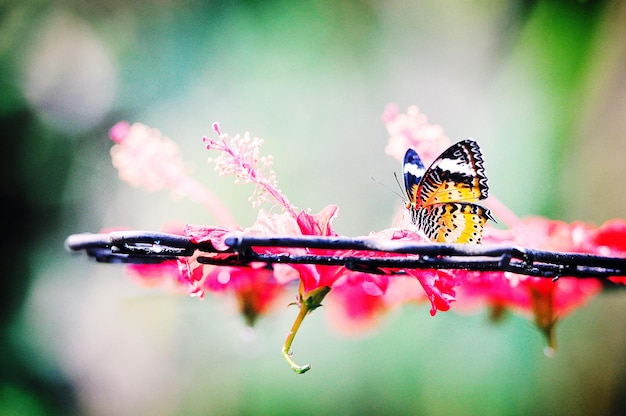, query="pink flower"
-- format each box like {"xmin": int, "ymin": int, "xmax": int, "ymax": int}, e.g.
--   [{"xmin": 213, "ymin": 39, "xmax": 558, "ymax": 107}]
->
[
  {"xmin": 297, "ymin": 205, "xmax": 338, "ymax": 237},
  {"xmin": 326, "ymin": 227, "xmax": 464, "ymax": 329},
  {"xmin": 327, "ymin": 268, "xmax": 430, "ymax": 333},
  {"xmin": 109, "ymin": 122, "xmax": 237, "ymax": 227},
  {"xmin": 407, "ymin": 269, "xmax": 459, "ymax": 316},
  {"xmin": 367, "ymin": 228, "xmax": 462, "ymax": 316},
  {"xmin": 183, "ymin": 224, "xmax": 288, "ymax": 320},
  {"xmin": 458, "ymin": 217, "xmax": 604, "ymax": 350},
  {"xmin": 325, "ymin": 272, "xmax": 391, "ymax": 333},
  {"xmin": 185, "ymin": 224, "xmax": 234, "ymax": 251},
  {"xmin": 590, "ymin": 219, "xmax": 626, "ymax": 285},
  {"xmin": 109, "ymin": 122, "xmax": 186, "ymax": 192},
  {"xmin": 121, "ymin": 224, "xmax": 206, "ymax": 298},
  {"xmin": 204, "ymin": 265, "xmax": 284, "ymax": 326},
  {"xmin": 246, "ymin": 205, "xmax": 346, "ymax": 295},
  {"xmin": 382, "ymin": 104, "xmax": 451, "ymax": 164},
  {"xmin": 126, "ymin": 260, "xmax": 183, "ymax": 288},
  {"xmin": 592, "ymin": 219, "xmax": 626, "ymax": 255}
]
